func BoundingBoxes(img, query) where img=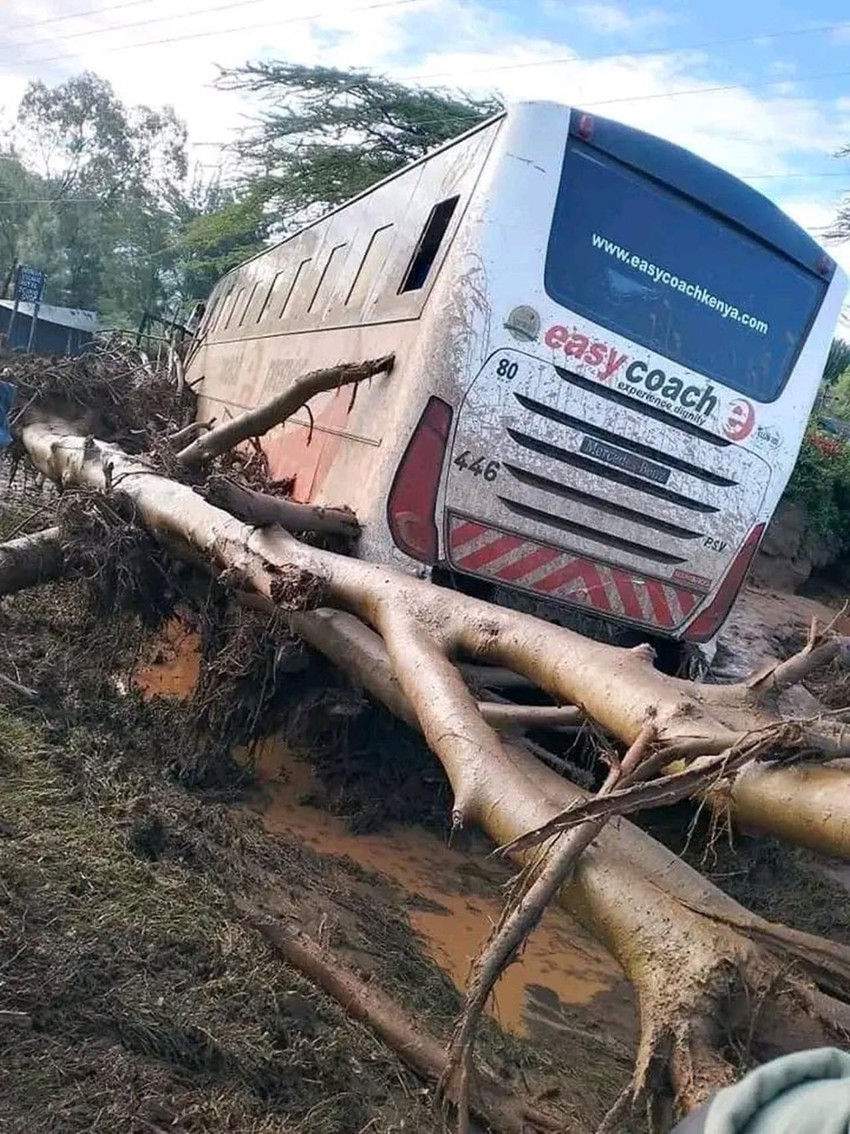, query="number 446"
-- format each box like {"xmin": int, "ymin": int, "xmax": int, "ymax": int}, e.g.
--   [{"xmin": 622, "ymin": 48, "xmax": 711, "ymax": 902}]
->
[{"xmin": 454, "ymin": 451, "xmax": 500, "ymax": 481}]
